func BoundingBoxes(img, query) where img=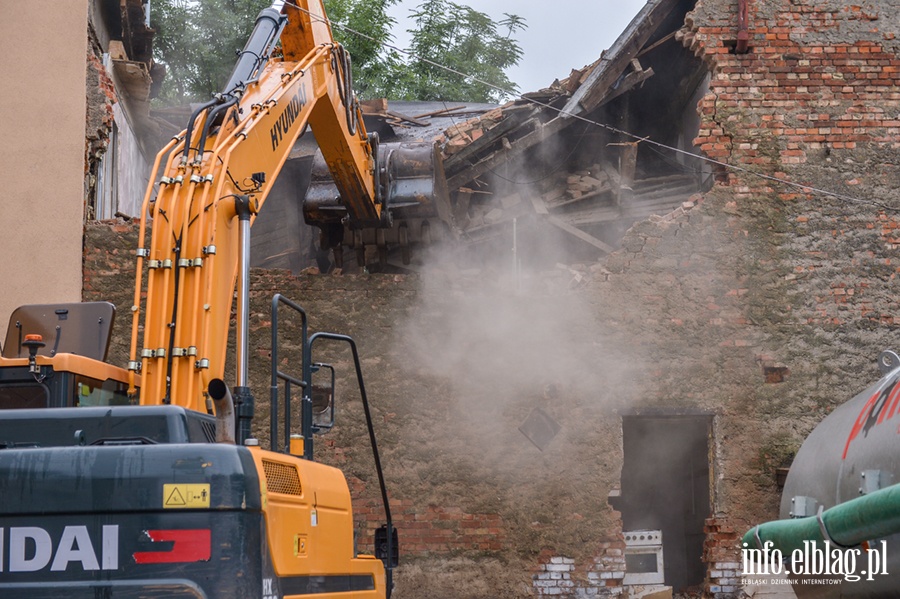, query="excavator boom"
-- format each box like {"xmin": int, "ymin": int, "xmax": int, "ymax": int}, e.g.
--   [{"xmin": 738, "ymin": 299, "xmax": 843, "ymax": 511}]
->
[{"xmin": 130, "ymin": 1, "xmax": 445, "ymax": 412}]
